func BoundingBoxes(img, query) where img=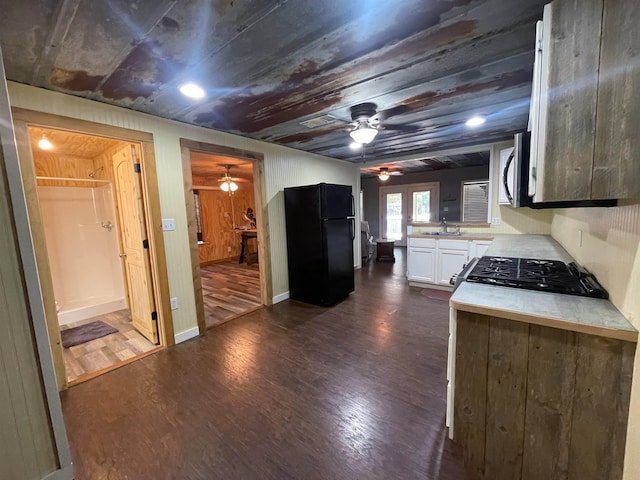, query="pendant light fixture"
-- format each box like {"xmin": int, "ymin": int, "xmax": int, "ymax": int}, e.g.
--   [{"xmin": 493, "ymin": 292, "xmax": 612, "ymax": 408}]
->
[
  {"xmin": 38, "ymin": 133, "xmax": 53, "ymax": 150},
  {"xmin": 219, "ymin": 165, "xmax": 239, "ymax": 194}
]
